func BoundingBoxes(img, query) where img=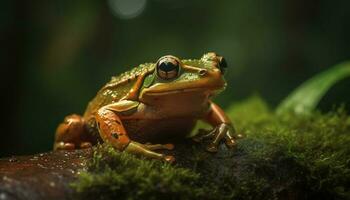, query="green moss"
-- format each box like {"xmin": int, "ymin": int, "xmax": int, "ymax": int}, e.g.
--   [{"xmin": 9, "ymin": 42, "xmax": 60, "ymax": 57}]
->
[
  {"xmin": 227, "ymin": 96, "xmax": 350, "ymax": 199},
  {"xmin": 71, "ymin": 144, "xmax": 220, "ymax": 200},
  {"xmin": 72, "ymin": 96, "xmax": 350, "ymax": 200}
]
